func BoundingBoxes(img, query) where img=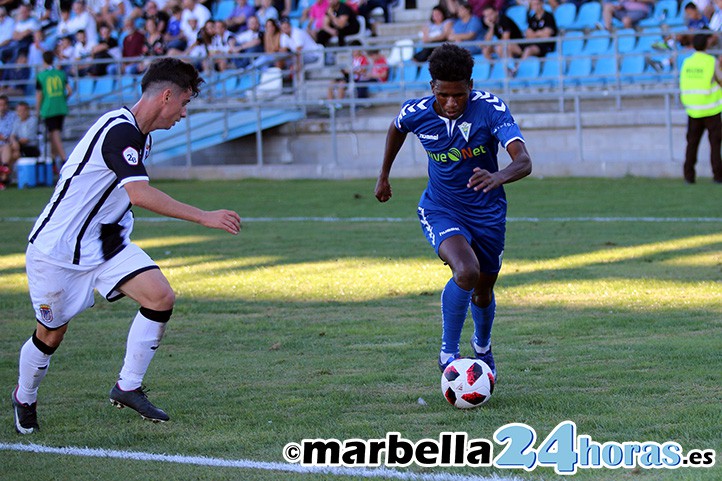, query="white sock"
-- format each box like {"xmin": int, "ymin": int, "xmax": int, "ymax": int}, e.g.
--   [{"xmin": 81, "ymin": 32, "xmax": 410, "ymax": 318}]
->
[
  {"xmin": 17, "ymin": 337, "xmax": 52, "ymax": 405},
  {"xmin": 439, "ymin": 351, "xmax": 458, "ymax": 364},
  {"xmin": 117, "ymin": 311, "xmax": 167, "ymax": 391},
  {"xmin": 471, "ymin": 338, "xmax": 491, "ymax": 355}
]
